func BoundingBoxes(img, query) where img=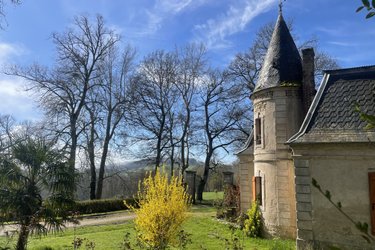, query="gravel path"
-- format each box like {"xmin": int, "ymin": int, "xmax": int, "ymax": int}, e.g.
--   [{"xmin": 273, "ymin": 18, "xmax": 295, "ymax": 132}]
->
[{"xmin": 0, "ymin": 211, "xmax": 136, "ymax": 237}]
